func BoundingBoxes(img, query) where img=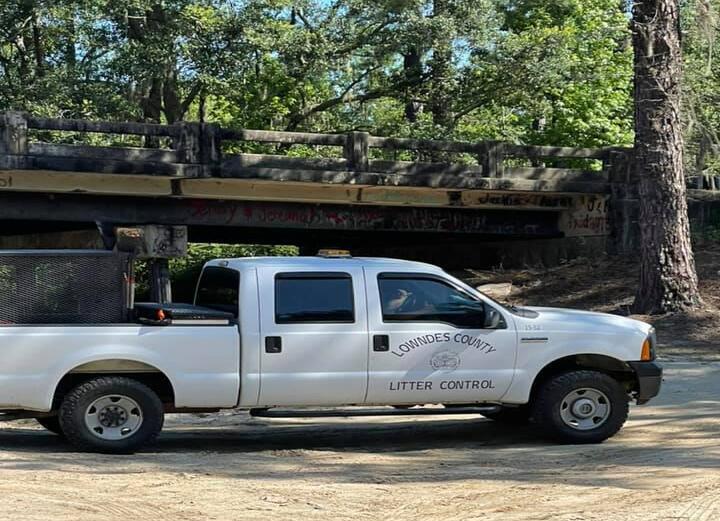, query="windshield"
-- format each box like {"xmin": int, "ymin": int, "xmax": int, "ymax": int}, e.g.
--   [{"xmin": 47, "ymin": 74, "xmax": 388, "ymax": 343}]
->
[{"xmin": 444, "ymin": 273, "xmax": 519, "ymax": 313}]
